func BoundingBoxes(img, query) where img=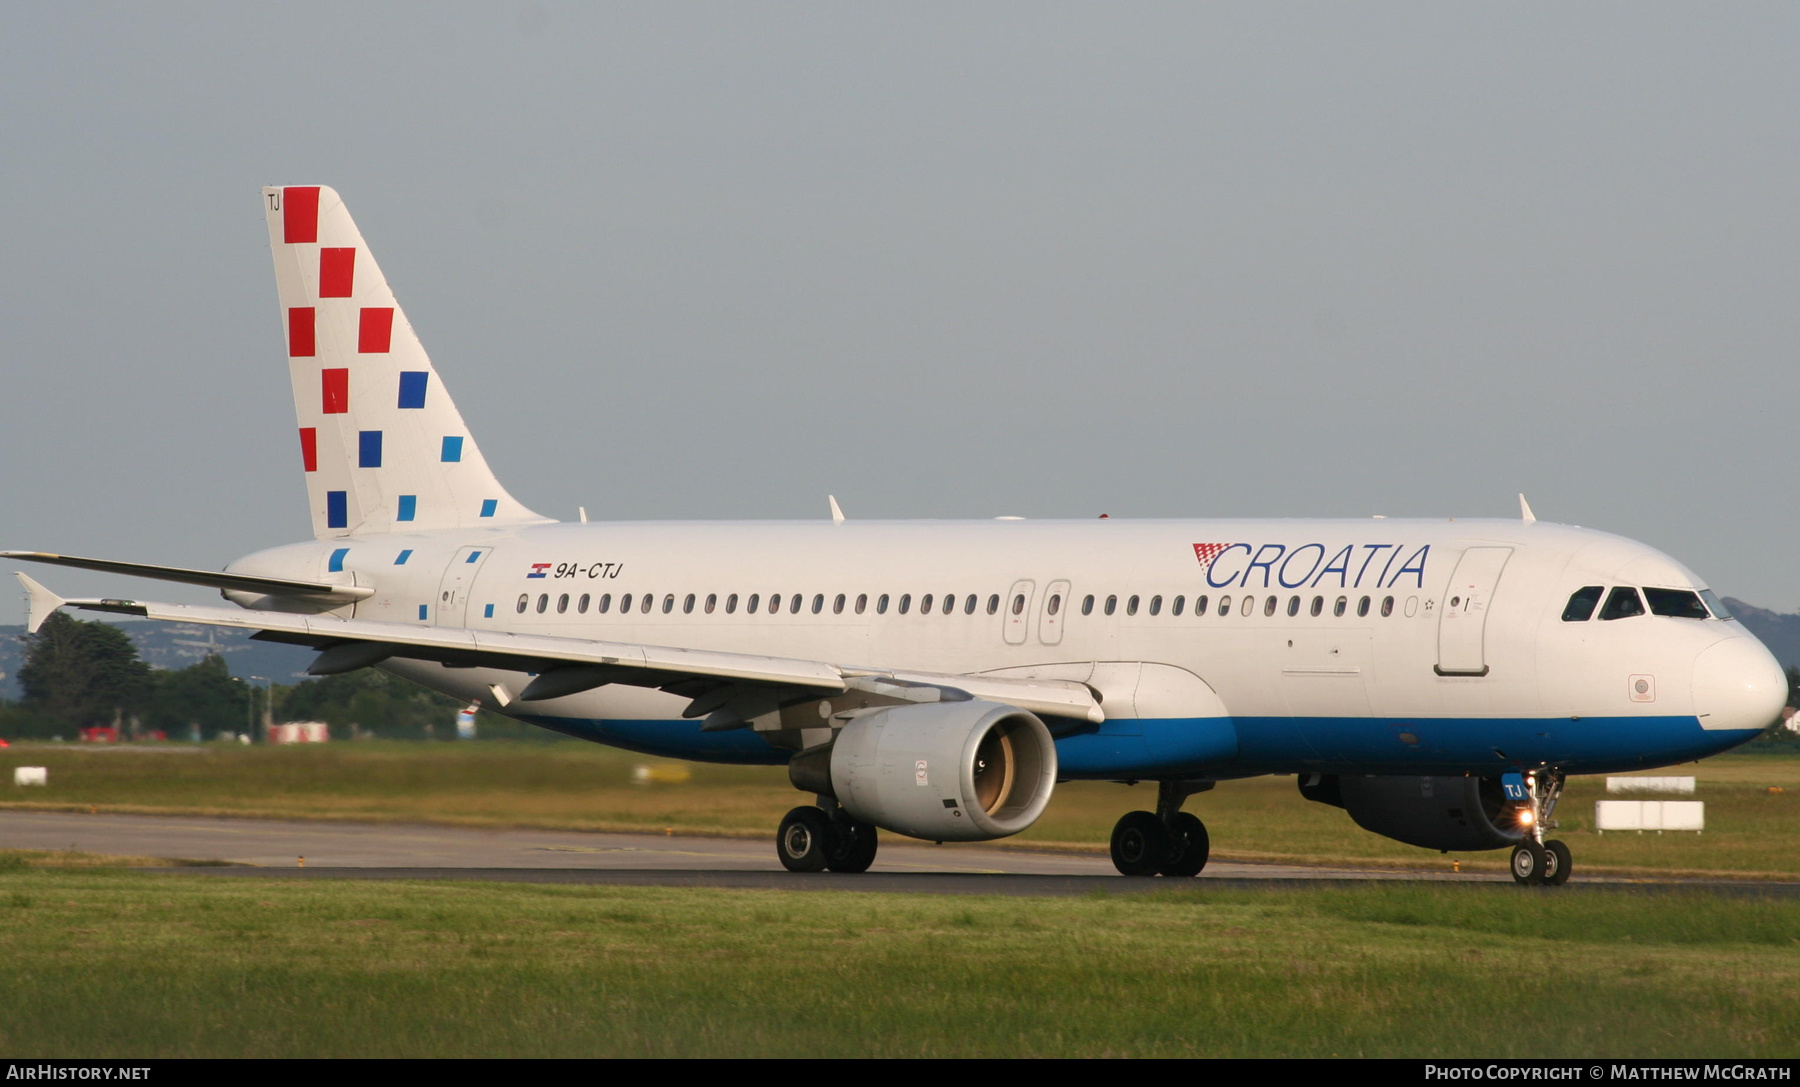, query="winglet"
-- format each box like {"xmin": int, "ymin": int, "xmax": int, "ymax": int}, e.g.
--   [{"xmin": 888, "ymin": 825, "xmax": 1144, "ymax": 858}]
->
[
  {"xmin": 828, "ymin": 495, "xmax": 845, "ymax": 525},
  {"xmin": 15, "ymin": 572, "xmax": 65, "ymax": 633},
  {"xmin": 1519, "ymin": 493, "xmax": 1537, "ymax": 525}
]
